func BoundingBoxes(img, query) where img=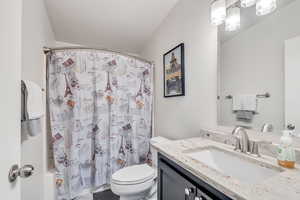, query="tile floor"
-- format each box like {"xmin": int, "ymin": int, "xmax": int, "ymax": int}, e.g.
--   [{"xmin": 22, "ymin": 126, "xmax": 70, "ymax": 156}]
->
[{"xmin": 93, "ymin": 190, "xmax": 119, "ymax": 200}]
